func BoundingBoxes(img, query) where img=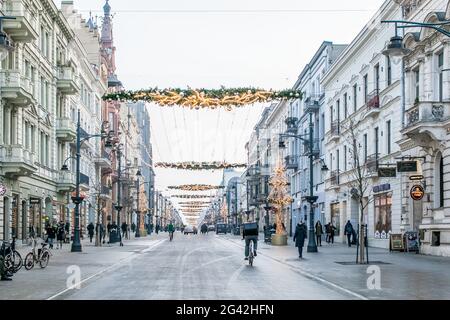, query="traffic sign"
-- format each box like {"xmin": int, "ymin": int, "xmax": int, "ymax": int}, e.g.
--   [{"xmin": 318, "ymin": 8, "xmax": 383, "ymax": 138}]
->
[{"xmin": 410, "ymin": 185, "xmax": 425, "ymax": 201}]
